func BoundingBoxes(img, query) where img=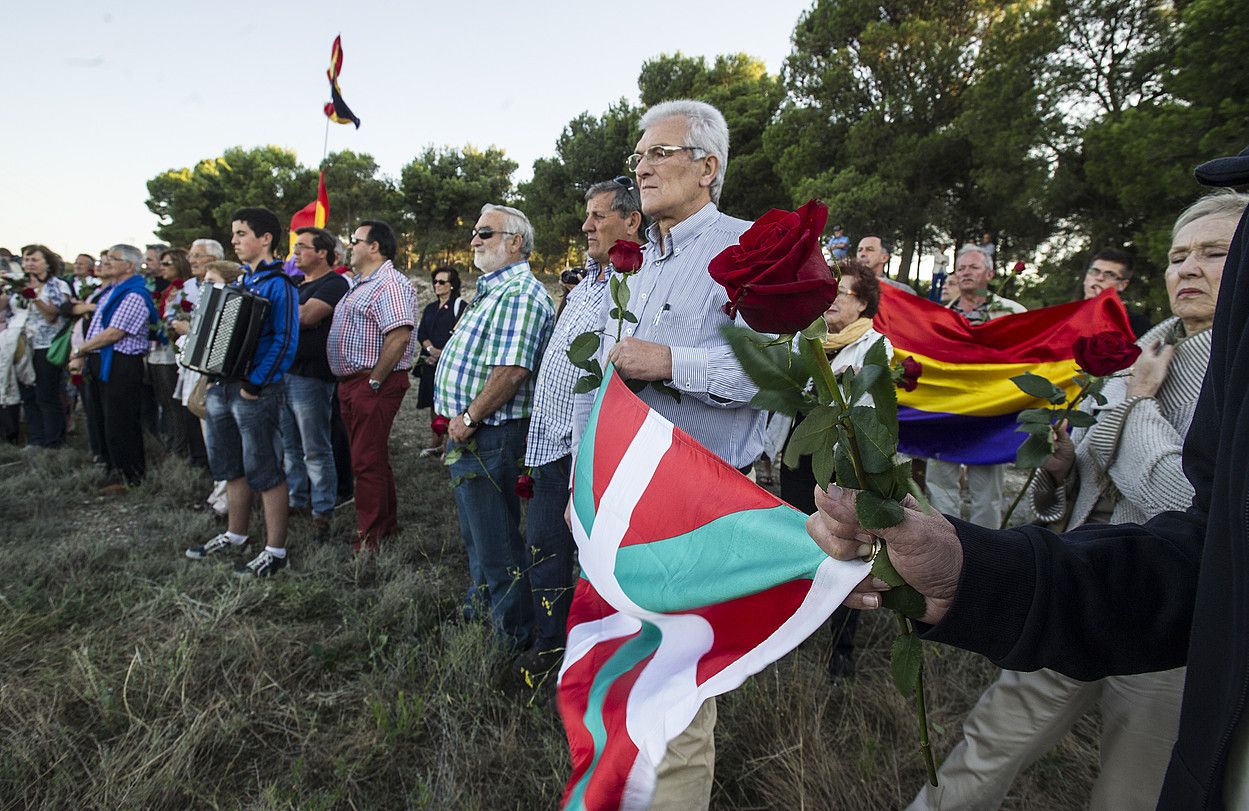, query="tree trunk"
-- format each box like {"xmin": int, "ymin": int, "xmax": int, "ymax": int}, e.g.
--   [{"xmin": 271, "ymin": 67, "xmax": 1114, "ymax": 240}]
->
[{"xmin": 897, "ymin": 231, "xmax": 918, "ymax": 286}]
